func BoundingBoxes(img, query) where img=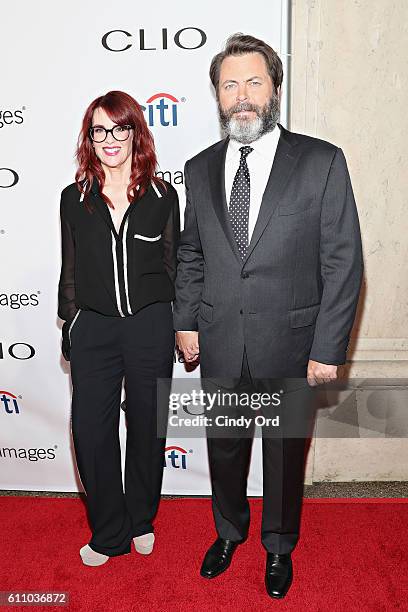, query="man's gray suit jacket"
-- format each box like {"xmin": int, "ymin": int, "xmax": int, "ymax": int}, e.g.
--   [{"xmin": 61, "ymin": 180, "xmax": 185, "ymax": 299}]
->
[{"xmin": 173, "ymin": 123, "xmax": 364, "ymax": 379}]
